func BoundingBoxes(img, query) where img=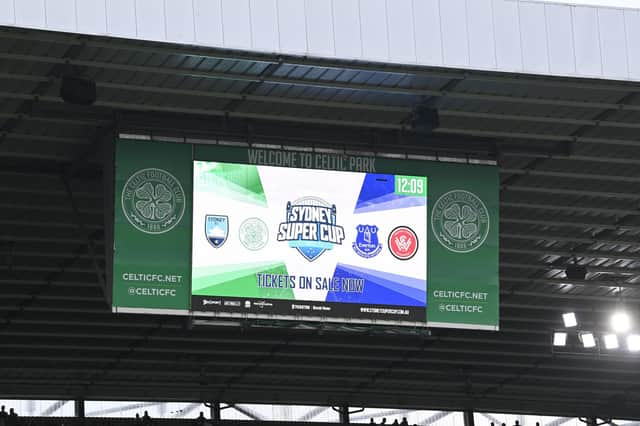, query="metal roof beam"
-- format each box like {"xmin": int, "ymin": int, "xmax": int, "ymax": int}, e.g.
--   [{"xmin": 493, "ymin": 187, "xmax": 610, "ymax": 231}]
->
[
  {"xmin": 0, "ymin": 91, "xmax": 408, "ymax": 131},
  {"xmin": 502, "ymin": 217, "xmax": 640, "ymax": 232},
  {"xmin": 0, "ymin": 278, "xmax": 101, "ymax": 288},
  {"xmin": 0, "ymin": 339, "xmax": 571, "ymax": 362},
  {"xmin": 502, "ymin": 288, "xmax": 640, "ymax": 303},
  {"xmin": 2, "ymin": 364, "xmax": 640, "ymax": 397},
  {"xmin": 0, "ymin": 202, "xmax": 103, "ymax": 215},
  {"xmin": 0, "ymin": 111, "xmax": 109, "ymax": 127},
  {"xmin": 441, "ymin": 110, "xmax": 640, "ymax": 131},
  {"xmin": 0, "ymin": 265, "xmax": 99, "ymax": 274},
  {"xmin": 0, "ymin": 183, "xmax": 104, "ymax": 198},
  {"xmin": 501, "ymin": 261, "xmax": 637, "ymax": 276},
  {"xmin": 501, "ymin": 168, "xmax": 640, "ymax": 184},
  {"xmin": 0, "ymin": 220, "xmax": 102, "ymax": 230},
  {"xmin": 0, "ymin": 320, "xmax": 550, "ymax": 347},
  {"xmin": 502, "ymin": 275, "xmax": 636, "ymax": 288},
  {"xmin": 502, "ymin": 246, "xmax": 640, "ymax": 263},
  {"xmin": 0, "ymin": 132, "xmax": 90, "ymax": 145},
  {"xmin": 0, "ymin": 150, "xmax": 77, "ymax": 162},
  {"xmin": 502, "ymin": 185, "xmax": 640, "ymax": 200},
  {"xmin": 502, "ymin": 232, "xmax": 640, "ymax": 248},
  {"xmin": 438, "ymin": 127, "xmax": 640, "ymax": 149},
  {"xmin": 501, "ymin": 201, "xmax": 640, "ymax": 217},
  {"xmin": 96, "ymin": 81, "xmax": 411, "ymax": 113},
  {"xmin": 503, "ymin": 150, "xmax": 640, "ymax": 166}
]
